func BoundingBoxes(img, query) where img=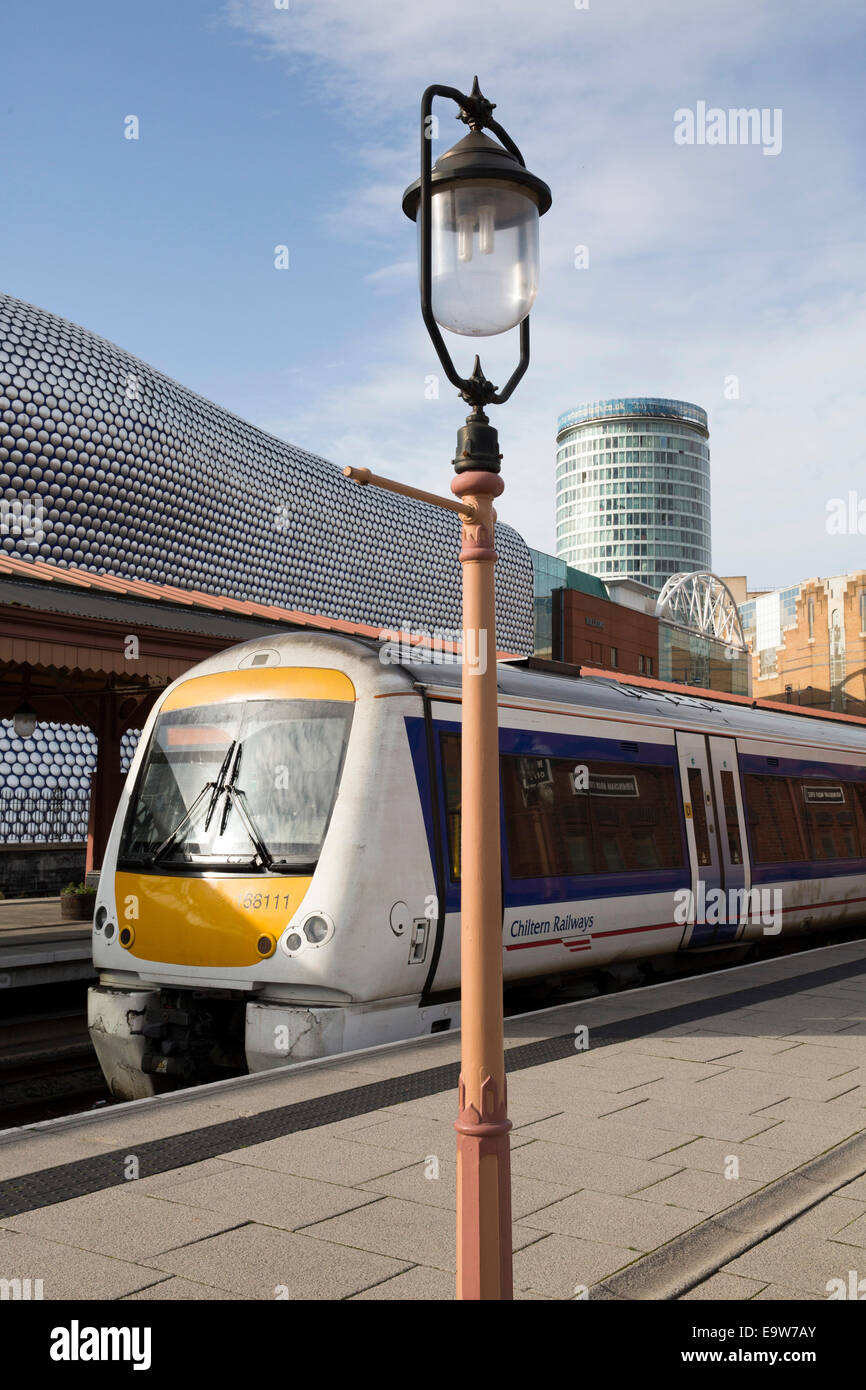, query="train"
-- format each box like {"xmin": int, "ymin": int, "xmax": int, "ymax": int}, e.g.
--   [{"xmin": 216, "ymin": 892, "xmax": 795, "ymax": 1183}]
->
[{"xmin": 88, "ymin": 630, "xmax": 866, "ymax": 1100}]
